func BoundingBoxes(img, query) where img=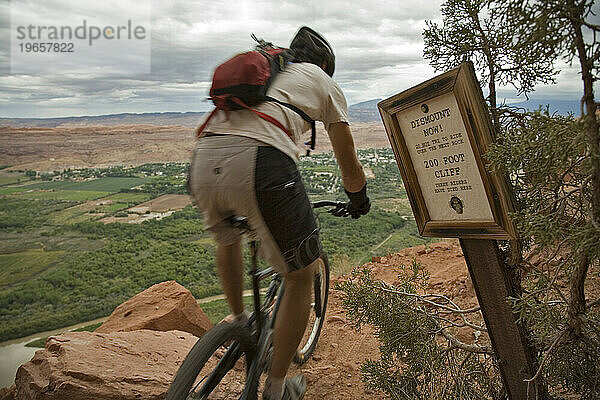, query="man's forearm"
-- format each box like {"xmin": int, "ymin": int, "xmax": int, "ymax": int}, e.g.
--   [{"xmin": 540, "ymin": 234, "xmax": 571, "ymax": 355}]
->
[{"xmin": 327, "ymin": 122, "xmax": 366, "ymax": 192}]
